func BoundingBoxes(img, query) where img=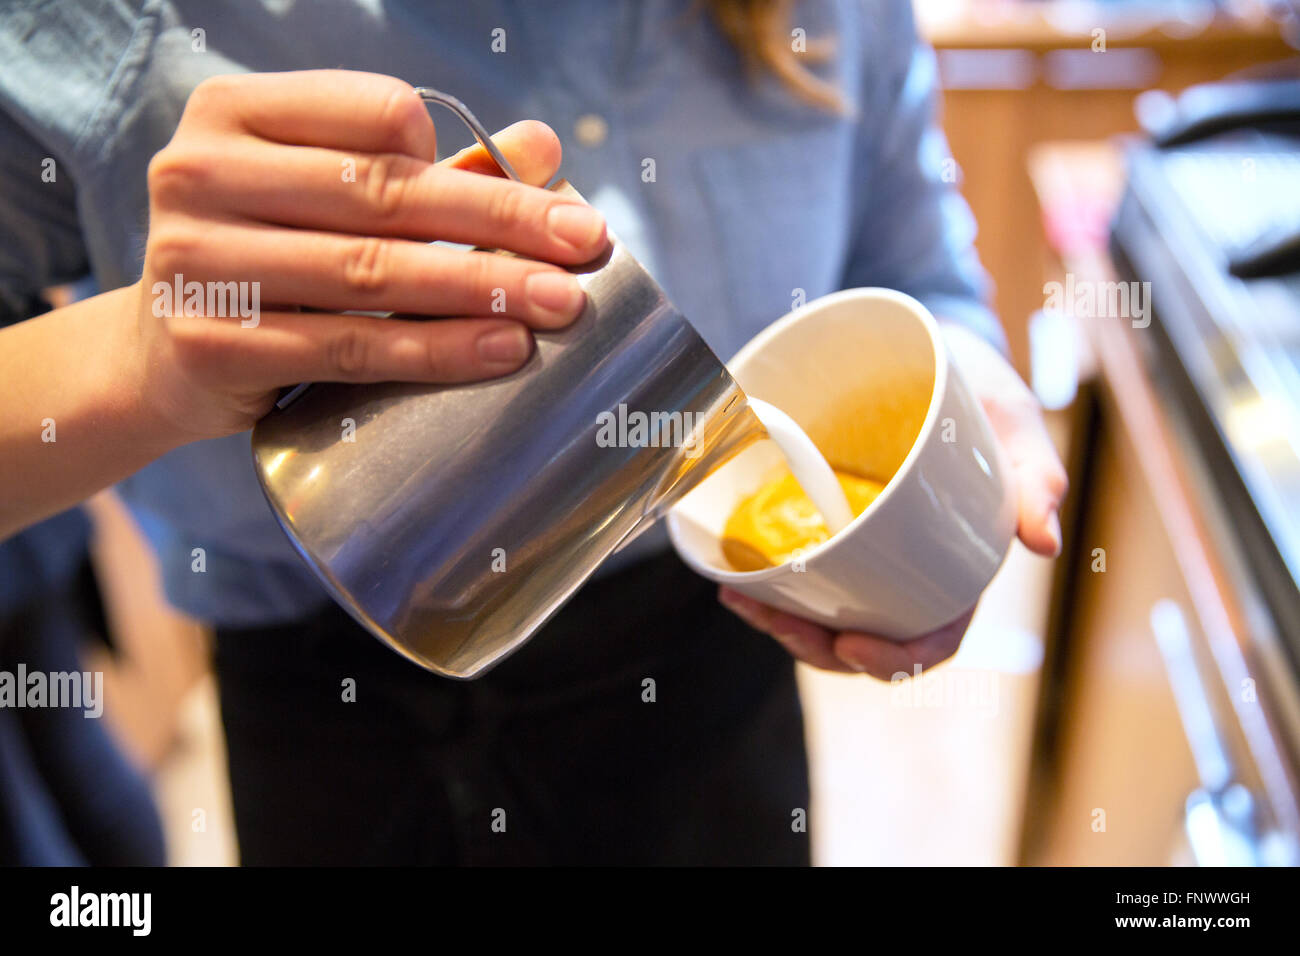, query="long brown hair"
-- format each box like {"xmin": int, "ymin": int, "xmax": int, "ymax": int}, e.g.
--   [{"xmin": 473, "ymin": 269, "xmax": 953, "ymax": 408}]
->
[{"xmin": 703, "ymin": 0, "xmax": 845, "ymax": 111}]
